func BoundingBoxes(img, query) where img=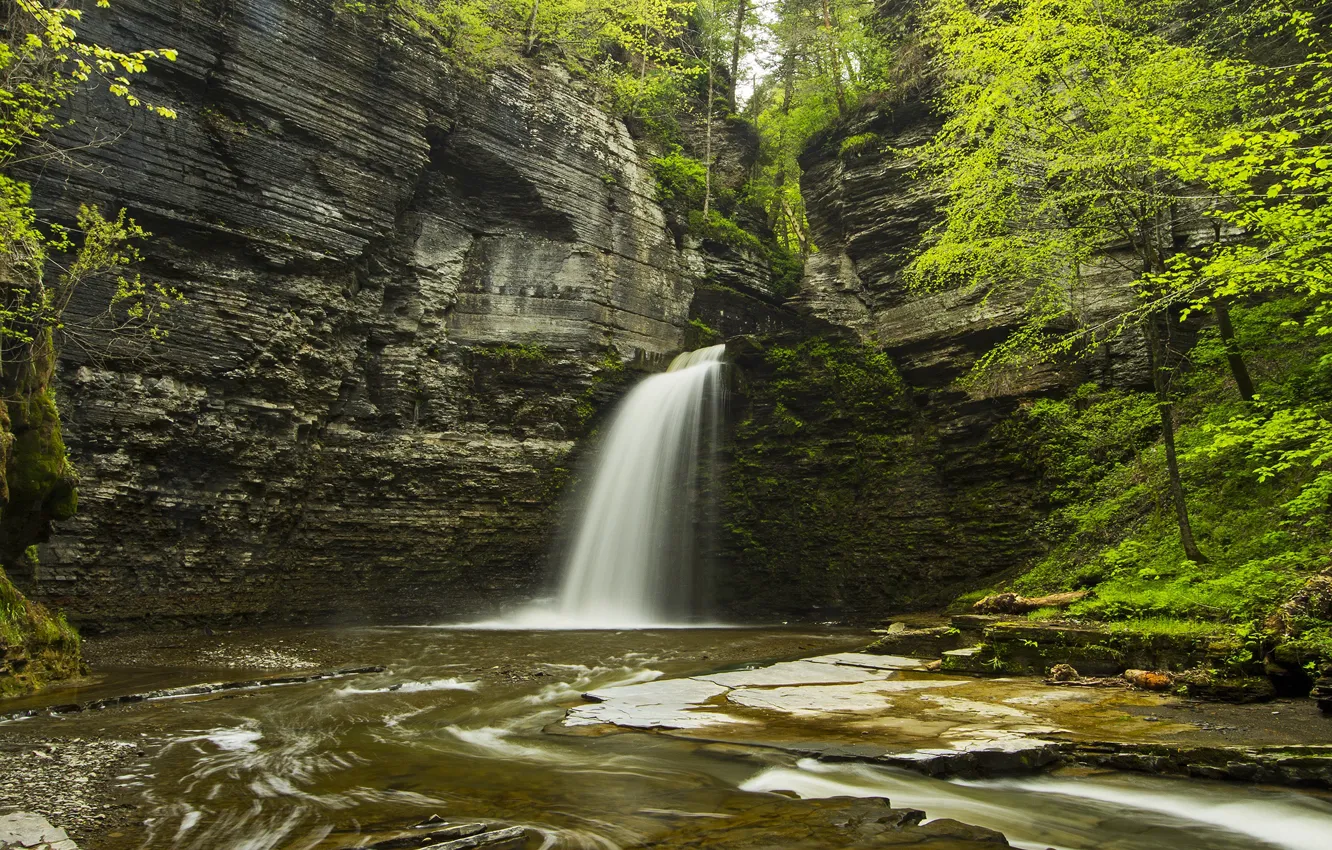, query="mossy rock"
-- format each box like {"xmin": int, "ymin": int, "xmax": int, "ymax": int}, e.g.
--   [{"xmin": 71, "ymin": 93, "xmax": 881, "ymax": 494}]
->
[{"xmin": 0, "ymin": 565, "xmax": 82, "ymax": 697}]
